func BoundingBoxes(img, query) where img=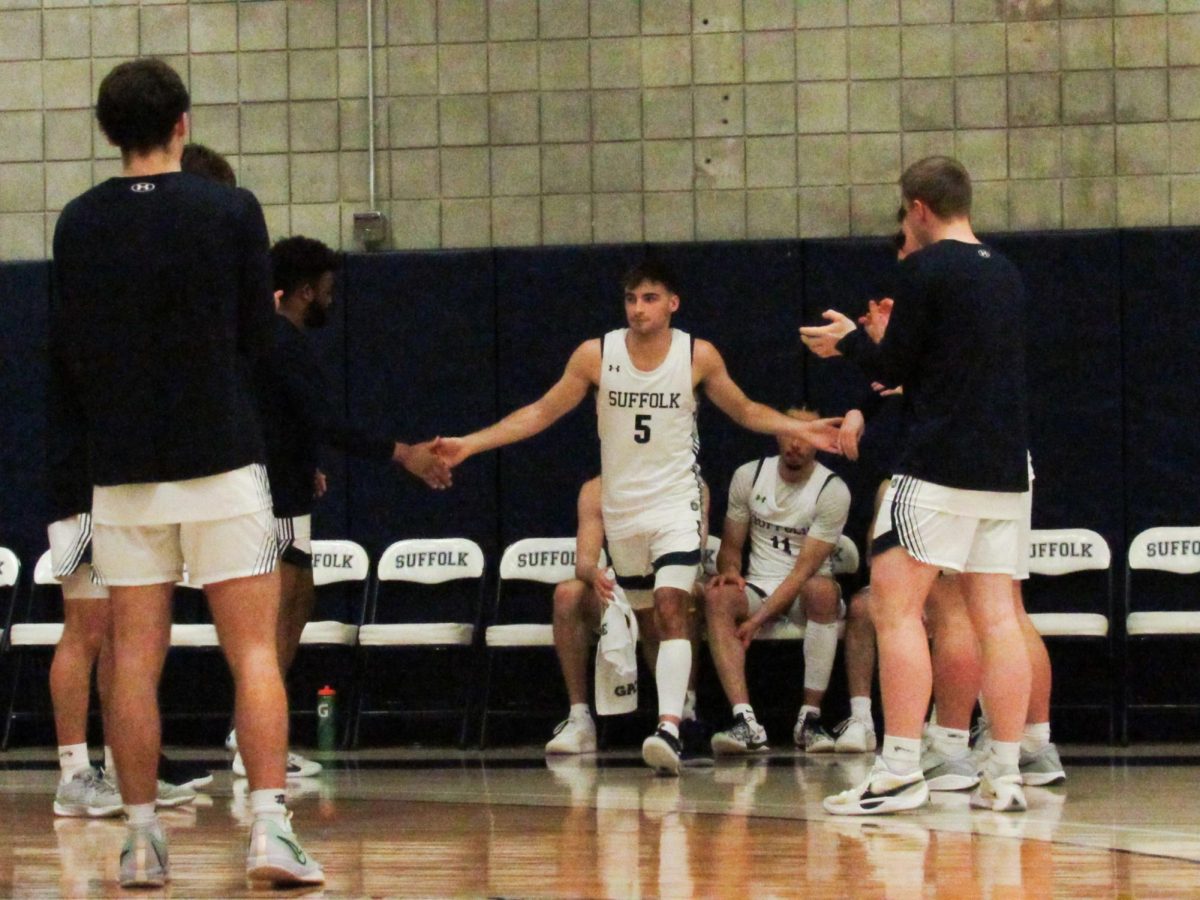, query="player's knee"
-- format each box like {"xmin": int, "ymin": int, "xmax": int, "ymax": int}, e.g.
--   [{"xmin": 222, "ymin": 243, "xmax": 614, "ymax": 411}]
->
[
  {"xmin": 552, "ymin": 579, "xmax": 586, "ymax": 619},
  {"xmin": 804, "ymin": 576, "xmax": 840, "ymax": 620},
  {"xmin": 703, "ymin": 584, "xmax": 737, "ymax": 622}
]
